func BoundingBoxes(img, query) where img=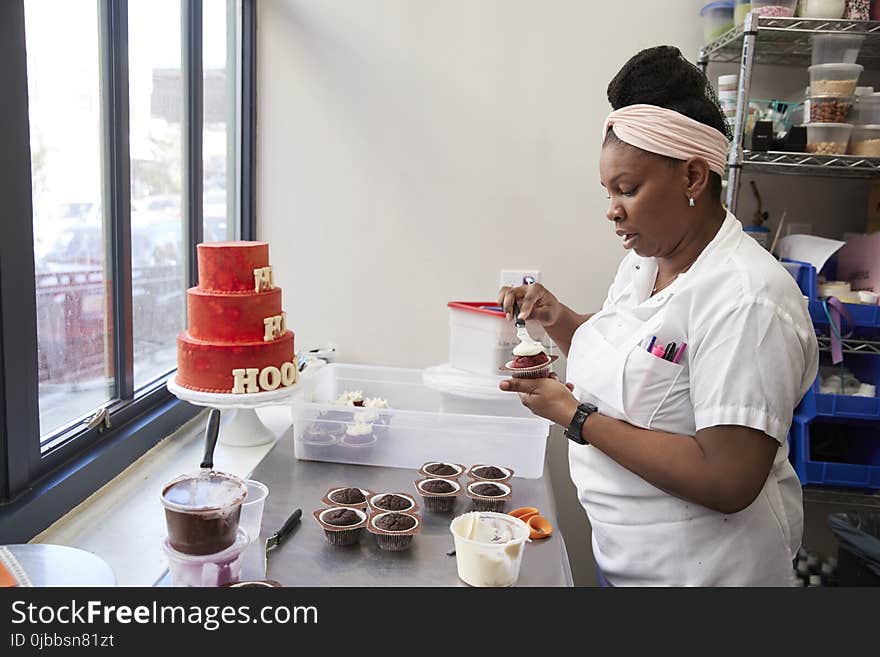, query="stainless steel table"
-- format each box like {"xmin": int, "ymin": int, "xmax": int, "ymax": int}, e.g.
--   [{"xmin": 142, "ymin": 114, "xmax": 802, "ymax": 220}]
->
[{"xmin": 161, "ymin": 428, "xmax": 574, "ymax": 587}]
